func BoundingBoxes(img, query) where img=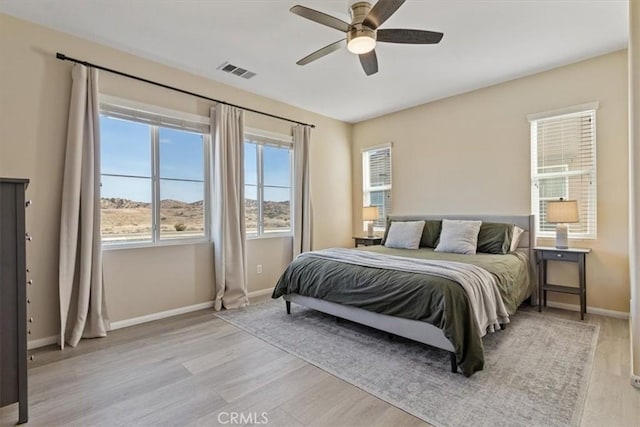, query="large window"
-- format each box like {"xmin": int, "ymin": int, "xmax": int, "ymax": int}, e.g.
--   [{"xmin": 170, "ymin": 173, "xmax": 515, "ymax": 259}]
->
[
  {"xmin": 530, "ymin": 104, "xmax": 597, "ymax": 238},
  {"xmin": 362, "ymin": 144, "xmax": 392, "ymax": 231},
  {"xmin": 244, "ymin": 132, "xmax": 292, "ymax": 236},
  {"xmin": 100, "ymin": 102, "xmax": 209, "ymax": 245}
]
